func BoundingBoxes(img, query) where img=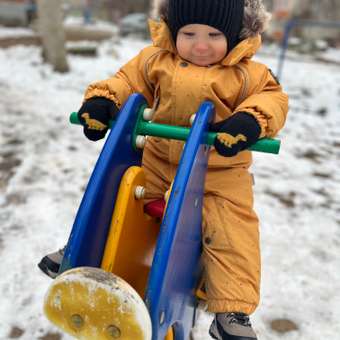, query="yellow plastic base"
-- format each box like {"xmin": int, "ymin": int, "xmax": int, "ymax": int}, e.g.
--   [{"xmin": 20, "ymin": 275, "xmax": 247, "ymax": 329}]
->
[
  {"xmin": 164, "ymin": 327, "xmax": 174, "ymax": 340},
  {"xmin": 44, "ymin": 267, "xmax": 152, "ymax": 340},
  {"xmin": 101, "ymin": 166, "xmax": 160, "ymax": 296}
]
